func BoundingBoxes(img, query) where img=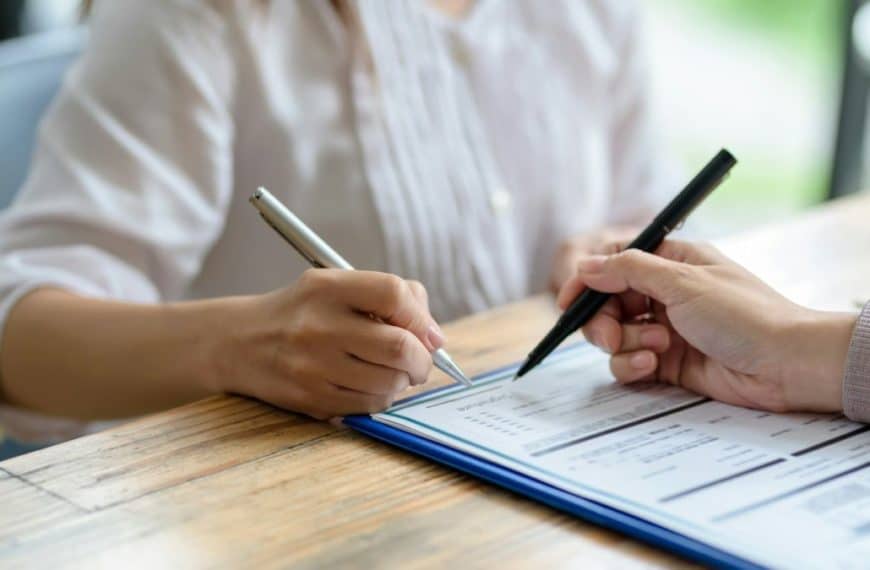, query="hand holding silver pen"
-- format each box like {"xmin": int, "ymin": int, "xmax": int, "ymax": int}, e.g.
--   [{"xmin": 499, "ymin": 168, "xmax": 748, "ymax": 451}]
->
[{"xmin": 250, "ymin": 187, "xmax": 471, "ymax": 392}]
